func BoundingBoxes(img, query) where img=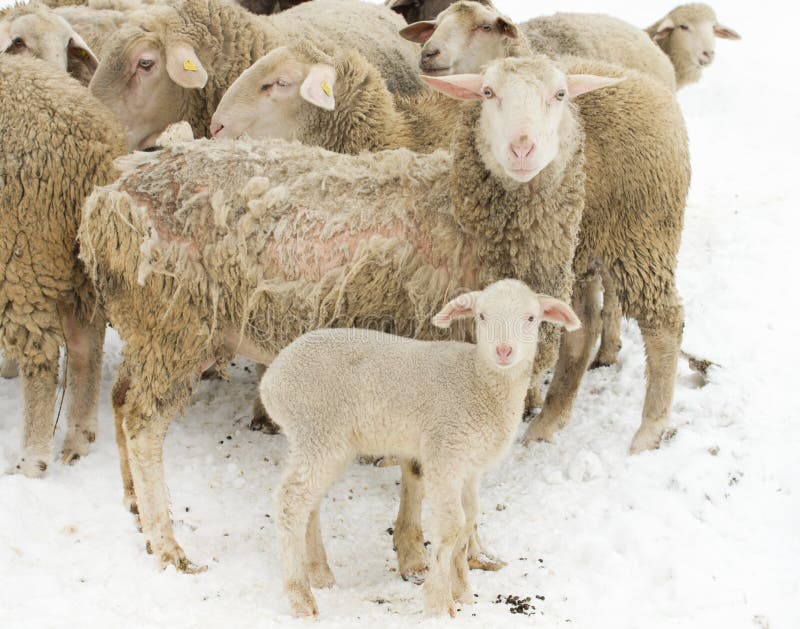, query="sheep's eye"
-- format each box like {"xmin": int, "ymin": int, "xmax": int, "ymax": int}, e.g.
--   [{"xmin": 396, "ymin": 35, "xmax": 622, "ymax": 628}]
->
[
  {"xmin": 7, "ymin": 37, "xmax": 25, "ymax": 51},
  {"xmin": 137, "ymin": 59, "xmax": 154, "ymax": 71},
  {"xmin": 555, "ymin": 89, "xmax": 566, "ymax": 101},
  {"xmin": 480, "ymin": 24, "xmax": 492, "ymax": 32},
  {"xmin": 260, "ymin": 82, "xmax": 273, "ymax": 92},
  {"xmin": 479, "ymin": 313, "xmax": 486, "ymax": 321},
  {"xmin": 482, "ymin": 87, "xmax": 495, "ymax": 99},
  {"xmin": 527, "ymin": 315, "xmax": 535, "ymax": 322},
  {"xmin": 276, "ymin": 78, "xmax": 290, "ymax": 88},
  {"xmin": 679, "ymin": 24, "xmax": 690, "ymax": 31}
]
